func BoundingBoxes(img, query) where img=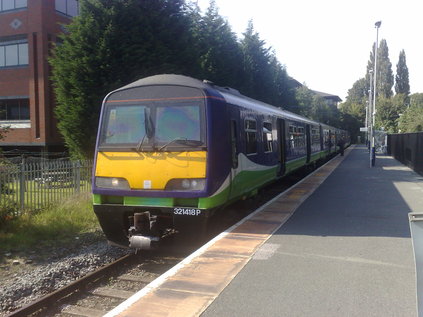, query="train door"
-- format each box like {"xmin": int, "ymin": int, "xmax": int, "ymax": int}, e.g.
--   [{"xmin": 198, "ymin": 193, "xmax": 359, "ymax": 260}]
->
[
  {"xmin": 306, "ymin": 124, "xmax": 311, "ymax": 163},
  {"xmin": 230, "ymin": 119, "xmax": 238, "ymax": 170},
  {"xmin": 334, "ymin": 130, "xmax": 338, "ymax": 152},
  {"xmin": 277, "ymin": 118, "xmax": 286, "ymax": 176},
  {"xmin": 228, "ymin": 107, "xmax": 240, "ymax": 199}
]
